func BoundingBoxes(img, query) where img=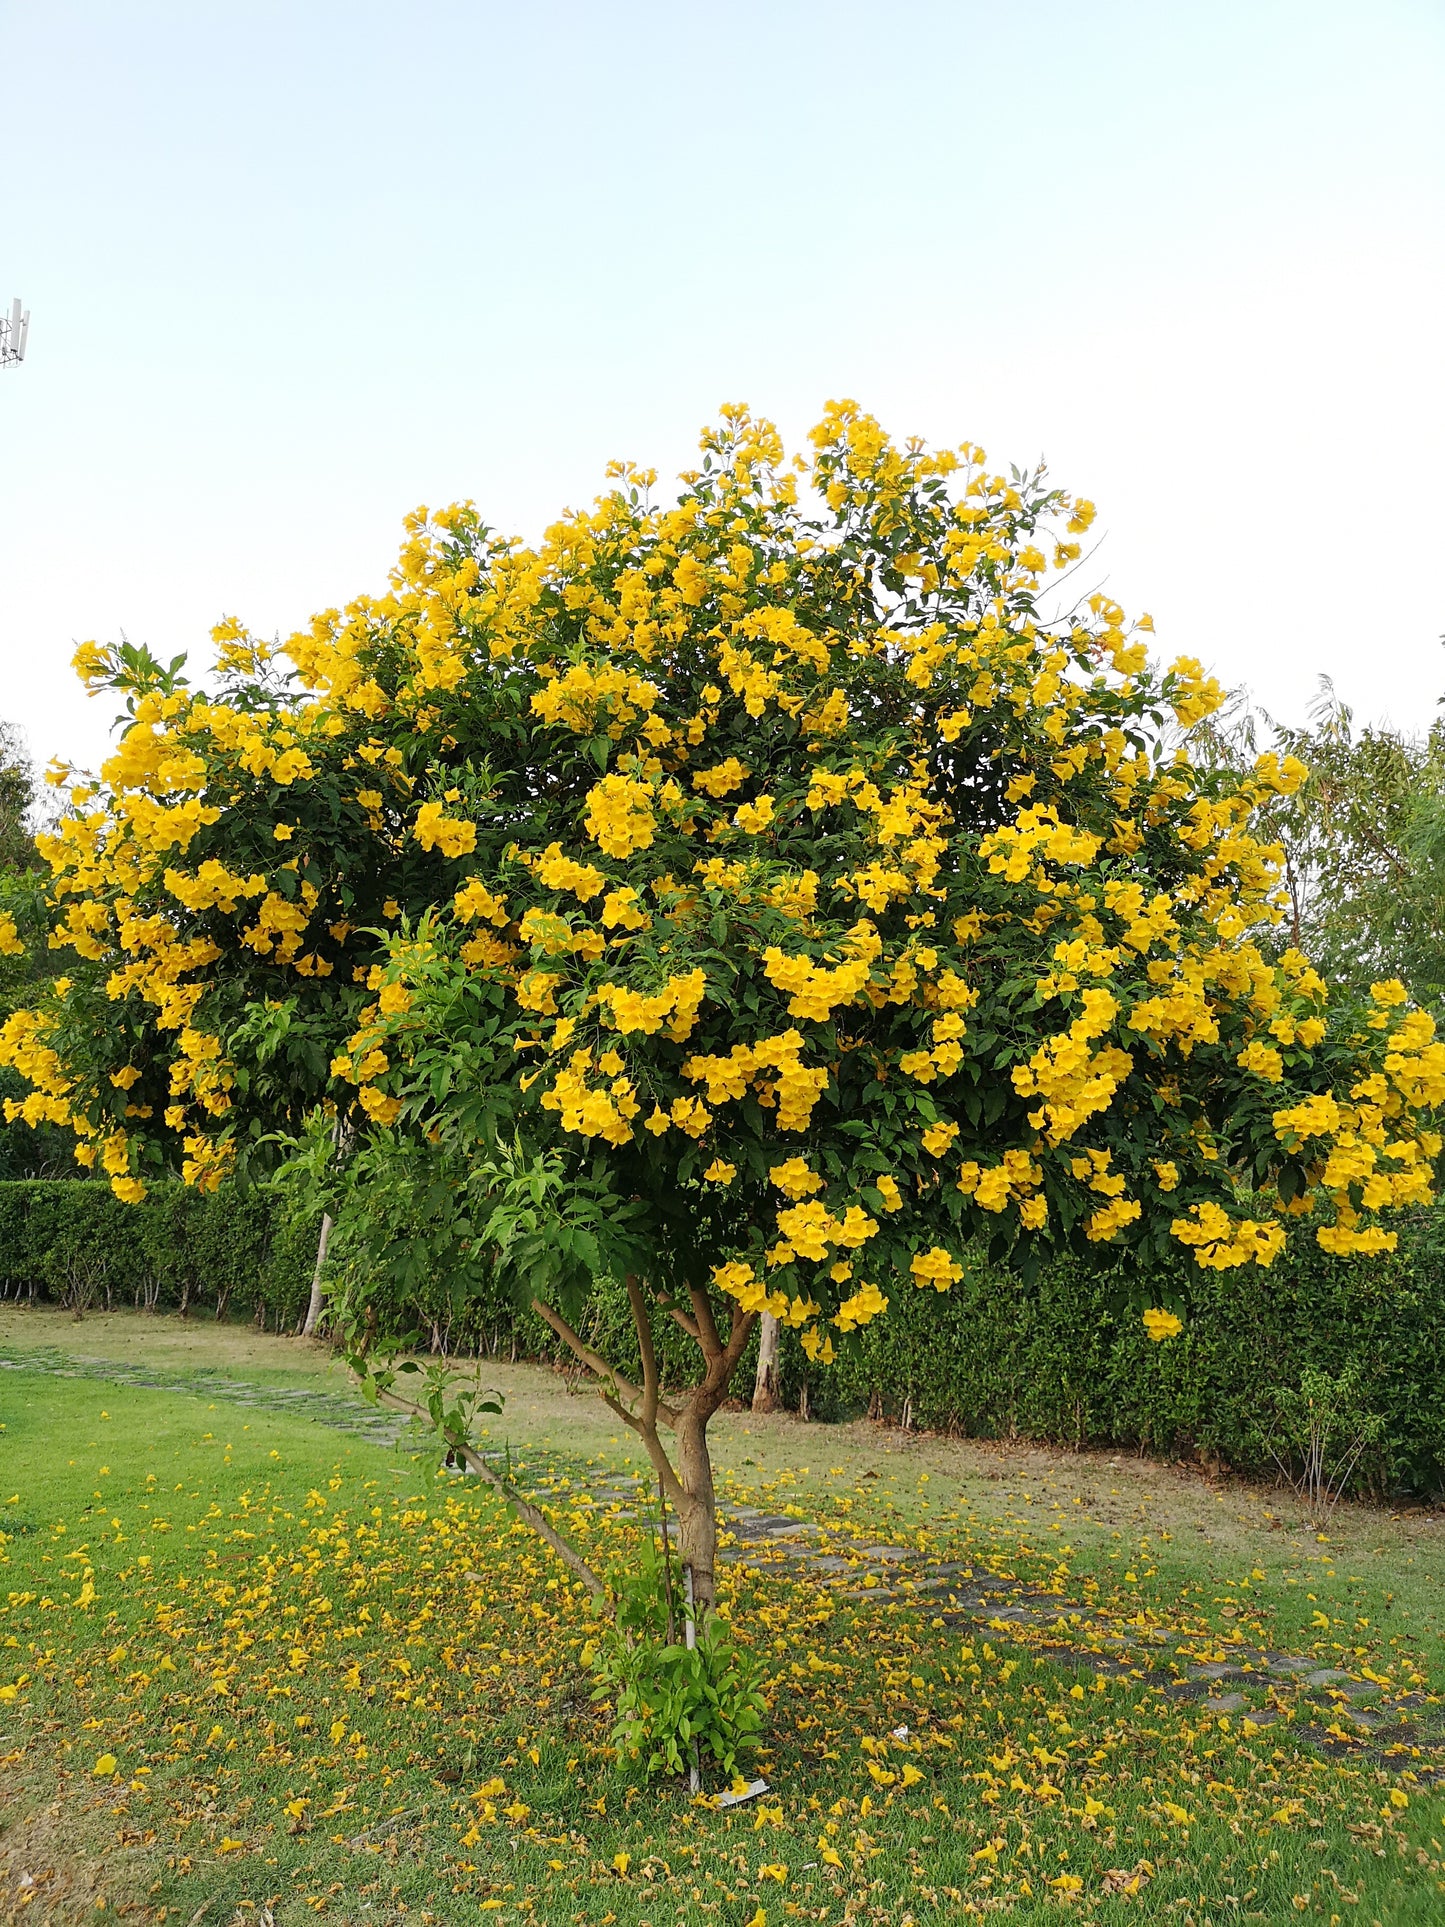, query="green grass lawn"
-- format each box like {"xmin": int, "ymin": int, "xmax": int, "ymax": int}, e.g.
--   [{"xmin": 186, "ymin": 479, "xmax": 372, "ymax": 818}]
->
[{"xmin": 3, "ymin": 1307, "xmax": 1445, "ymax": 1924}]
